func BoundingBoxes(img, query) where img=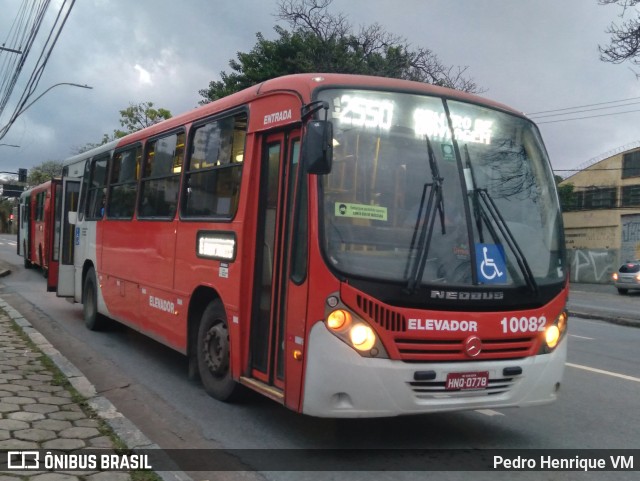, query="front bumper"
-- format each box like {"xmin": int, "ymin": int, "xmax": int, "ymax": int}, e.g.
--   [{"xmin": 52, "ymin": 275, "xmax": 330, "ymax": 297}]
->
[{"xmin": 302, "ymin": 322, "xmax": 566, "ymax": 418}]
